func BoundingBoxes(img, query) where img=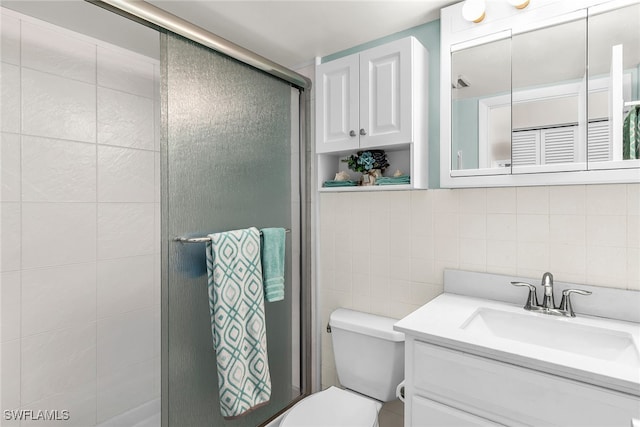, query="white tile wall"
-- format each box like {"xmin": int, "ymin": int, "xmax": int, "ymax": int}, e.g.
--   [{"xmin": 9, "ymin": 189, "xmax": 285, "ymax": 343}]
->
[
  {"xmin": 1, "ymin": 340, "xmax": 21, "ymax": 411},
  {"xmin": 21, "ymin": 263, "xmax": 97, "ymax": 336},
  {"xmin": 97, "ymin": 145, "xmax": 155, "ymax": 202},
  {"xmin": 0, "ymin": 9, "xmax": 160, "ymax": 425},
  {"xmin": 97, "ymin": 88, "xmax": 155, "ymax": 150},
  {"xmin": 97, "ymin": 46, "xmax": 155, "ymax": 99},
  {"xmin": 21, "ymin": 20, "xmax": 96, "ymax": 84},
  {"xmin": 1, "ymin": 271, "xmax": 21, "ymax": 342},
  {"xmin": 1, "ymin": 203, "xmax": 21, "ymax": 271},
  {"xmin": 97, "ymin": 255, "xmax": 155, "ymax": 318},
  {"xmin": 1, "ymin": 62, "xmax": 20, "ymax": 133},
  {"xmin": 0, "ymin": 13, "xmax": 20, "ymax": 66},
  {"xmin": 21, "ymin": 382, "xmax": 97, "ymax": 427},
  {"xmin": 22, "ymin": 203, "xmax": 97, "ymax": 268},
  {"xmin": 22, "ymin": 136, "xmax": 97, "ymax": 202},
  {"xmin": 97, "ymin": 203, "xmax": 155, "ymax": 259},
  {"xmin": 21, "ymin": 323, "xmax": 97, "ymax": 405},
  {"xmin": 22, "ymin": 68, "xmax": 96, "ymax": 143},
  {"xmin": 1, "ymin": 132, "xmax": 21, "ymax": 201},
  {"xmin": 97, "ymin": 358, "xmax": 156, "ymax": 423},
  {"xmin": 97, "ymin": 308, "xmax": 155, "ymax": 376},
  {"xmin": 318, "ymin": 184, "xmax": 640, "ymax": 388}
]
